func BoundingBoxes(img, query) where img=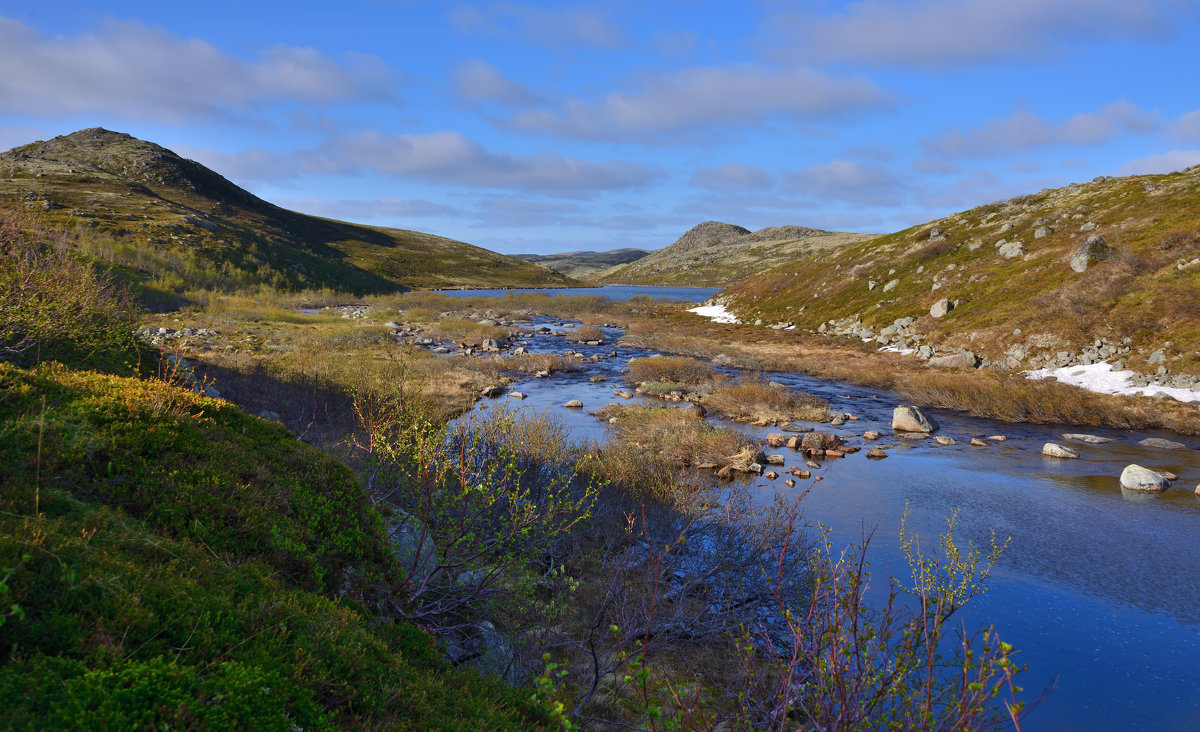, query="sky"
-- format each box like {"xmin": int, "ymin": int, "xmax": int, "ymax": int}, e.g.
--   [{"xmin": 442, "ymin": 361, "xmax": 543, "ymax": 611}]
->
[{"xmin": 2, "ymin": 1, "xmax": 1199, "ymax": 255}]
